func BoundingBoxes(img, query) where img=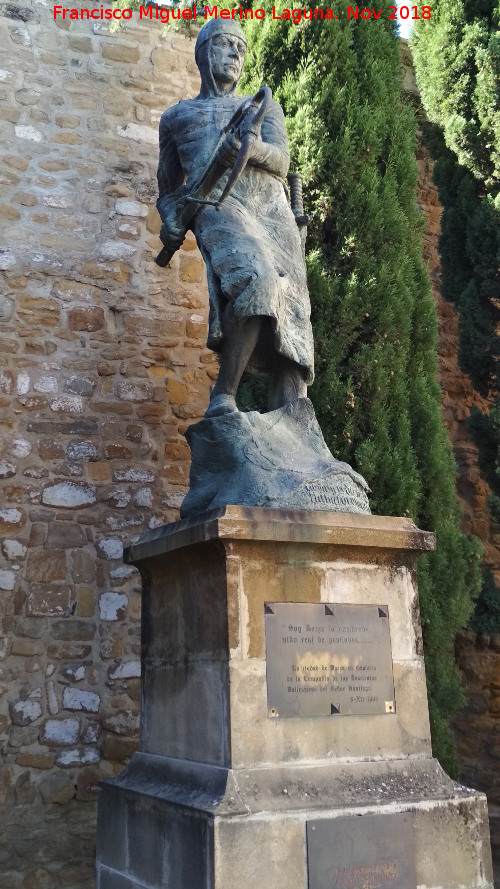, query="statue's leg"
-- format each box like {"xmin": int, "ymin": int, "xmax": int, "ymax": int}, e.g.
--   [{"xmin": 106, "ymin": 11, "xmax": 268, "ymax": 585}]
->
[
  {"xmin": 205, "ymin": 305, "xmax": 262, "ymax": 418},
  {"xmin": 268, "ymin": 356, "xmax": 307, "ymax": 411}
]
